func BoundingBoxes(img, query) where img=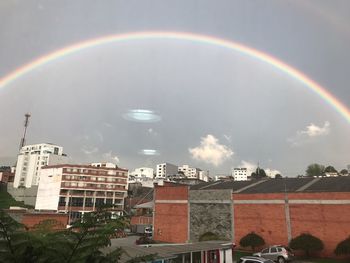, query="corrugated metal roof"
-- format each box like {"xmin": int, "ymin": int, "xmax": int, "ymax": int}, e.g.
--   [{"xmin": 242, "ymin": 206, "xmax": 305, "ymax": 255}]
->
[{"xmin": 189, "ymin": 177, "xmax": 350, "ymax": 193}]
